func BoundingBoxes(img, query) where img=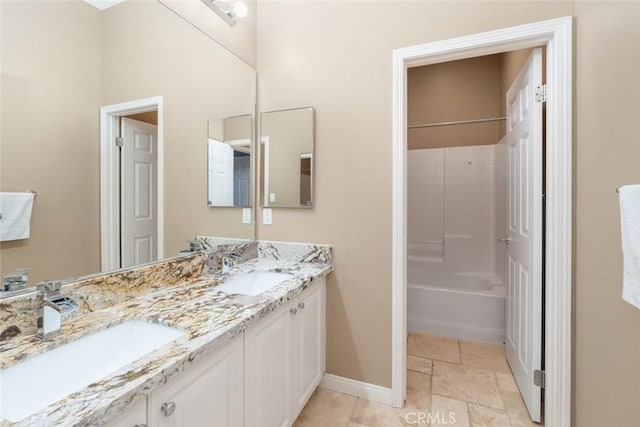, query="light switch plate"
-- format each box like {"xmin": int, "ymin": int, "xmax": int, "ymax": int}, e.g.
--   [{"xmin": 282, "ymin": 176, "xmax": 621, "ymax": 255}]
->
[
  {"xmin": 262, "ymin": 208, "xmax": 272, "ymax": 225},
  {"xmin": 269, "ymin": 193, "xmax": 276, "ymax": 203},
  {"xmin": 242, "ymin": 208, "xmax": 251, "ymax": 224}
]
